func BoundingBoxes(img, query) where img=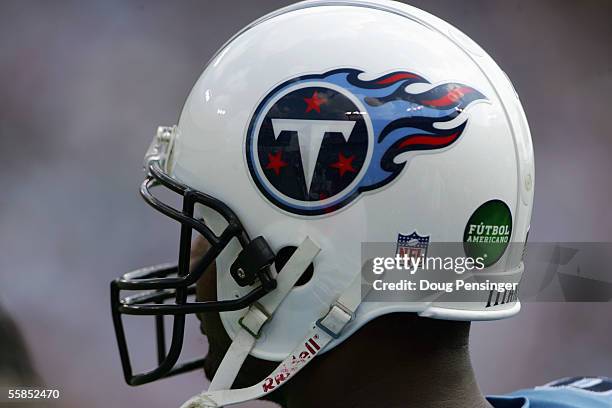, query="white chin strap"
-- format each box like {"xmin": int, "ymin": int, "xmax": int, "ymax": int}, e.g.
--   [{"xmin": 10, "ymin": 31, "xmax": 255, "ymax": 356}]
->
[{"xmin": 180, "ymin": 237, "xmax": 363, "ymax": 408}]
